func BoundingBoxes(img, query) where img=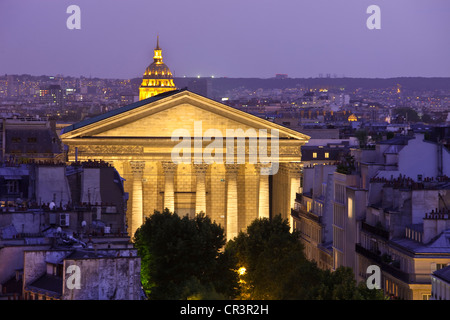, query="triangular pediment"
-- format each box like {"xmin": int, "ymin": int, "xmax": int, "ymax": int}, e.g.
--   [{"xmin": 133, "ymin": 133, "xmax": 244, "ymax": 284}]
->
[{"xmin": 61, "ymin": 90, "xmax": 310, "ymax": 142}]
